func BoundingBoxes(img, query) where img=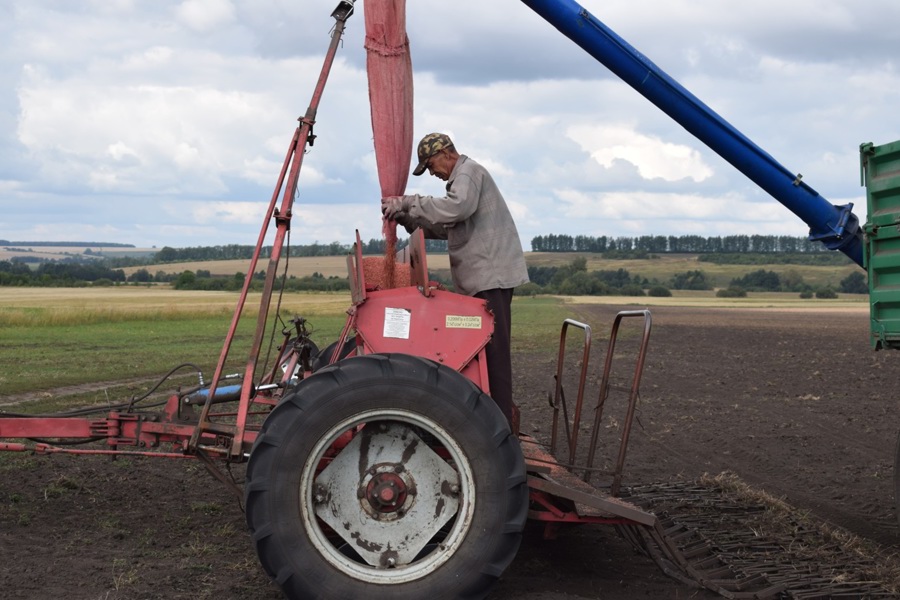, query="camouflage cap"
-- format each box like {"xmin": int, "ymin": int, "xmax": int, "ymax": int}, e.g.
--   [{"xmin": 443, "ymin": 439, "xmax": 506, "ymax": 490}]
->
[{"xmin": 413, "ymin": 132, "xmax": 454, "ymax": 176}]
